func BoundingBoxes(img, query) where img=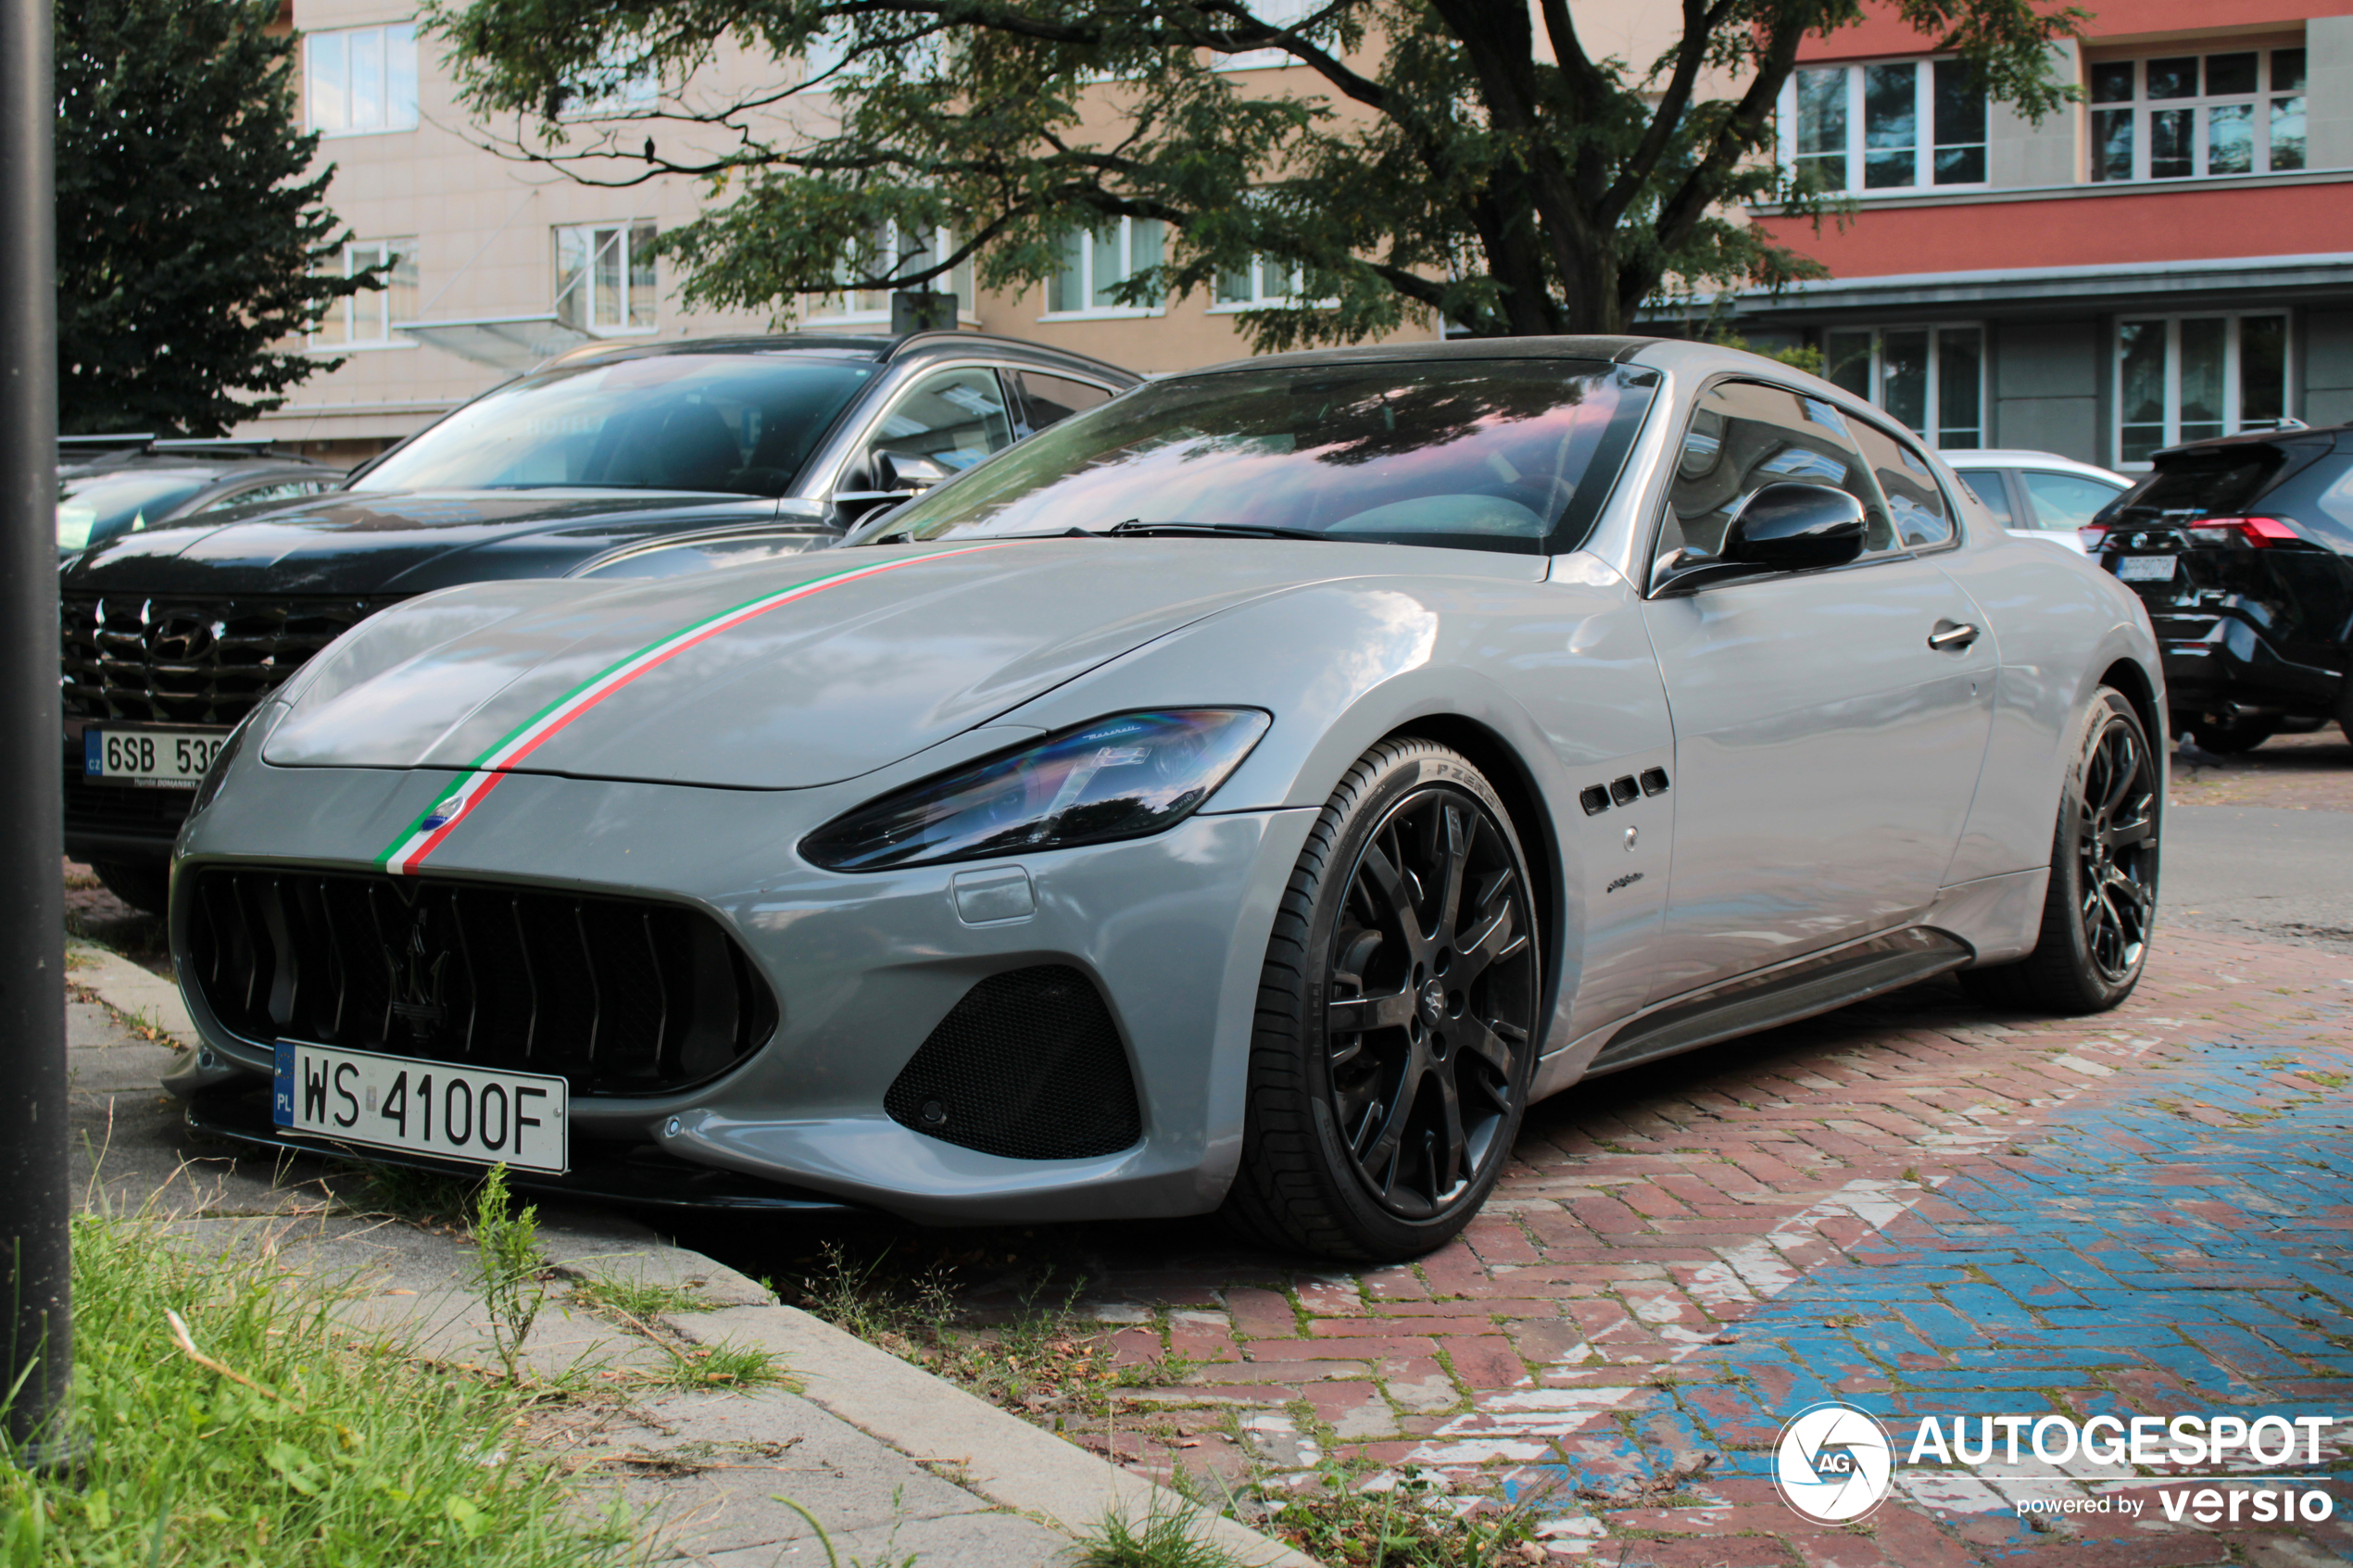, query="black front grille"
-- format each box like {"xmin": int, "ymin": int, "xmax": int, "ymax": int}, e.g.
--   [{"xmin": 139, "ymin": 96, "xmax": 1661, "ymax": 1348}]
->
[
  {"xmin": 884, "ymin": 966, "xmax": 1141, "ymax": 1160},
  {"xmin": 185, "ymin": 868, "xmax": 778, "ymax": 1097},
  {"xmin": 62, "ymin": 760, "xmax": 194, "ymax": 834},
  {"xmin": 60, "ymin": 593, "xmax": 398, "ymax": 725}
]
